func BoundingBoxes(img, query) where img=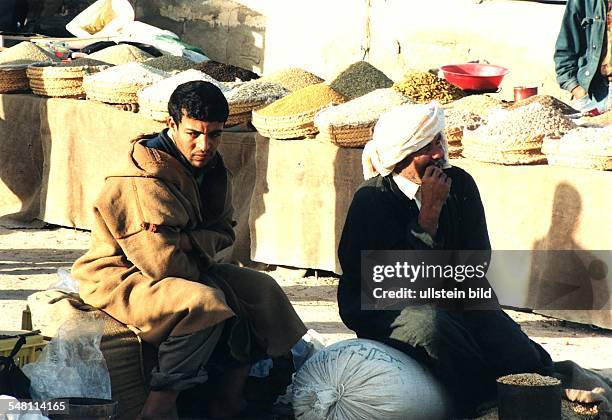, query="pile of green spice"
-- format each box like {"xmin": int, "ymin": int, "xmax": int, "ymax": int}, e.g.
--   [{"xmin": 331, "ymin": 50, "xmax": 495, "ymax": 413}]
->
[
  {"xmin": 143, "ymin": 55, "xmax": 195, "ymax": 73},
  {"xmin": 329, "ymin": 61, "xmax": 393, "ymax": 100}
]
